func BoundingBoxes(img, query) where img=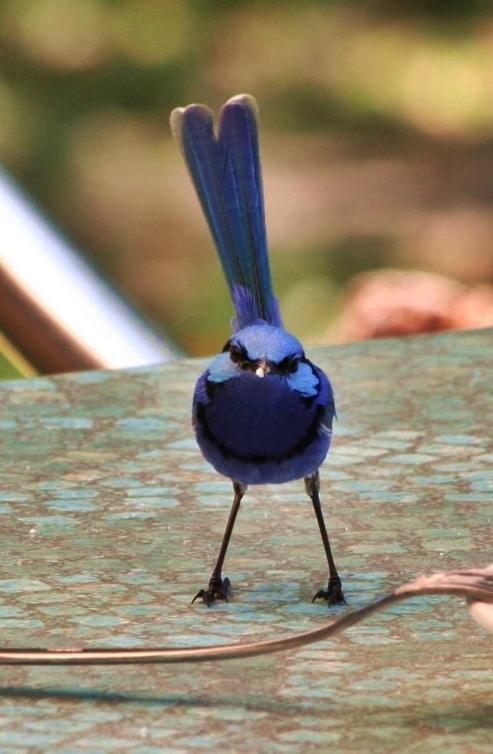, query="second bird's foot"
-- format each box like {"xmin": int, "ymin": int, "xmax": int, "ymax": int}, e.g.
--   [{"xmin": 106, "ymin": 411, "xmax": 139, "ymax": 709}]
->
[
  {"xmin": 191, "ymin": 576, "xmax": 231, "ymax": 606},
  {"xmin": 312, "ymin": 576, "xmax": 346, "ymax": 606}
]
